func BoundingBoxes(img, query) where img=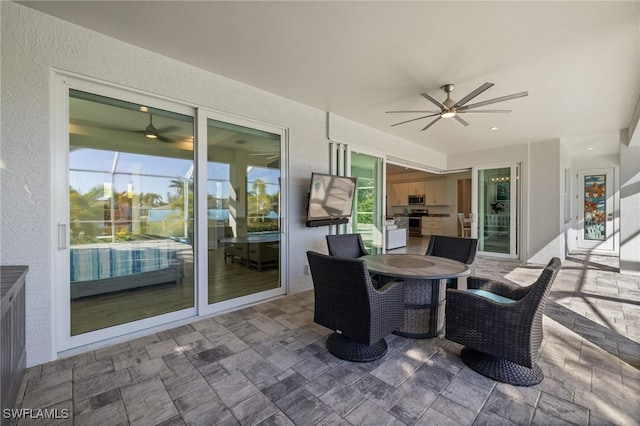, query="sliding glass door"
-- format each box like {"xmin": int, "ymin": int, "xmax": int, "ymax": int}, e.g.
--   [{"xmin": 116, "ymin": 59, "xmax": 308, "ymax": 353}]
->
[
  {"xmin": 54, "ymin": 74, "xmax": 286, "ymax": 350},
  {"xmin": 60, "ymin": 84, "xmax": 197, "ymax": 346},
  {"xmin": 199, "ymin": 112, "xmax": 285, "ymax": 311},
  {"xmin": 473, "ymin": 164, "xmax": 519, "ymax": 258},
  {"xmin": 349, "ymin": 150, "xmax": 384, "ymax": 254}
]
